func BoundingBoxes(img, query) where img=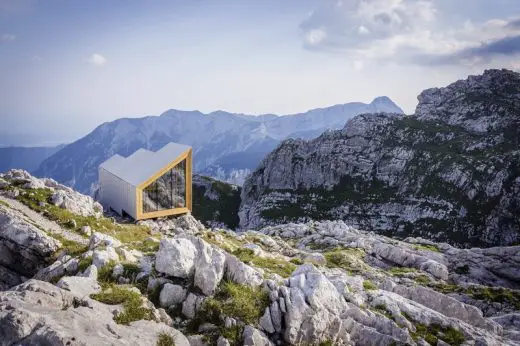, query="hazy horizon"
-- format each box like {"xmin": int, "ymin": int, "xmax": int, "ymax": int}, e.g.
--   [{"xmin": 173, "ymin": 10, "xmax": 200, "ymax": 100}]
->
[{"xmin": 2, "ymin": 0, "xmax": 520, "ymax": 145}]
